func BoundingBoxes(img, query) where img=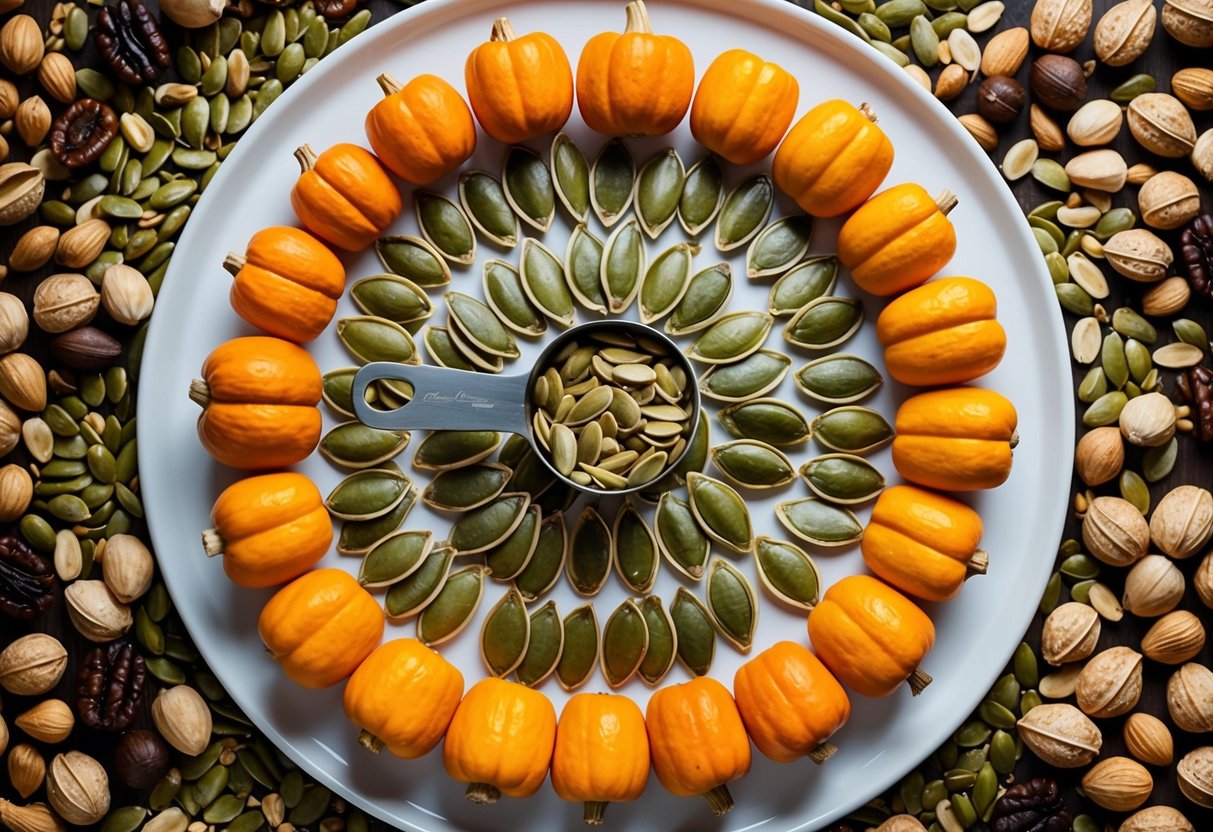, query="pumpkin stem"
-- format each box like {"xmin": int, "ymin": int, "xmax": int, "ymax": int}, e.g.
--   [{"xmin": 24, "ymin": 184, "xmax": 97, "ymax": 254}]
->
[
  {"xmin": 466, "ymin": 783, "xmax": 500, "ymax": 804},
  {"xmin": 908, "ymin": 667, "xmax": 933, "ymax": 696},
  {"xmin": 294, "ymin": 144, "xmax": 319, "ymax": 174},
  {"xmin": 583, "ymin": 801, "xmax": 608, "ymax": 826},
  {"xmin": 188, "ymin": 379, "xmax": 211, "ymax": 409},
  {"xmin": 807, "ymin": 741, "xmax": 838, "ymax": 765},
  {"xmin": 1010, "ymin": 429, "xmax": 1019, "ymax": 449},
  {"xmin": 967, "ymin": 548, "xmax": 990, "ymax": 577},
  {"xmin": 858, "ymin": 102, "xmax": 878, "ymax": 123},
  {"xmin": 201, "ymin": 529, "xmax": 225, "ymax": 557},
  {"xmin": 376, "ymin": 73, "xmax": 403, "ymax": 96},
  {"xmin": 357, "ymin": 730, "xmax": 384, "ymax": 754},
  {"xmin": 934, "ymin": 189, "xmax": 958, "ymax": 216},
  {"xmin": 702, "ymin": 785, "xmax": 734, "ymax": 816},
  {"xmin": 623, "ymin": 0, "xmax": 652, "ymax": 34},
  {"xmin": 222, "ymin": 252, "xmax": 246, "ymax": 277},
  {"xmin": 491, "ymin": 16, "xmax": 516, "ymax": 42}
]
